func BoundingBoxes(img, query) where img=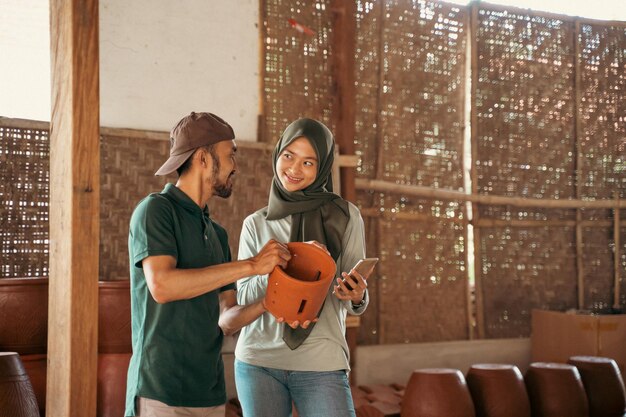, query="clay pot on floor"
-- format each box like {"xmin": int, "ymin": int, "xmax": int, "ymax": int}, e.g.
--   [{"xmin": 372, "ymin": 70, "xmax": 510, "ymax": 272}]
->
[
  {"xmin": 466, "ymin": 364, "xmax": 530, "ymax": 417},
  {"xmin": 98, "ymin": 280, "xmax": 132, "ymax": 354},
  {"xmin": 525, "ymin": 362, "xmax": 588, "ymax": 417},
  {"xmin": 568, "ymin": 356, "xmax": 626, "ymax": 417},
  {"xmin": 265, "ymin": 242, "xmax": 336, "ymax": 323},
  {"xmin": 0, "ymin": 352, "xmax": 40, "ymax": 417},
  {"xmin": 20, "ymin": 354, "xmax": 47, "ymax": 416},
  {"xmin": 97, "ymin": 353, "xmax": 132, "ymax": 417},
  {"xmin": 0, "ymin": 278, "xmax": 49, "ymax": 355},
  {"xmin": 401, "ymin": 368, "xmax": 475, "ymax": 417}
]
